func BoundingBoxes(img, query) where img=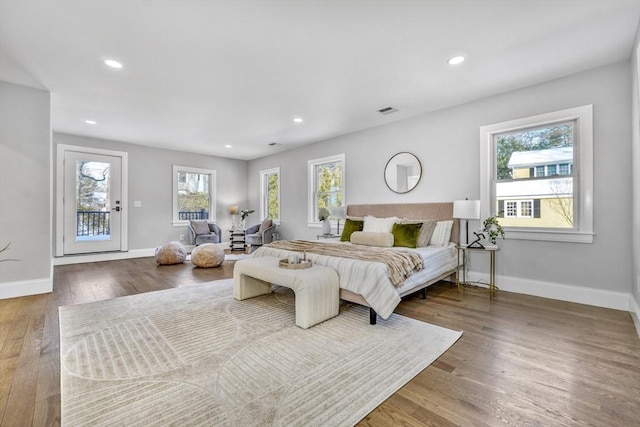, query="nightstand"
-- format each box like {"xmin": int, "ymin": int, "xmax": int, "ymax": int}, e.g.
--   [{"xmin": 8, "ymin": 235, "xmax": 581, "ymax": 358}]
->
[{"xmin": 456, "ymin": 244, "xmax": 499, "ymax": 299}]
